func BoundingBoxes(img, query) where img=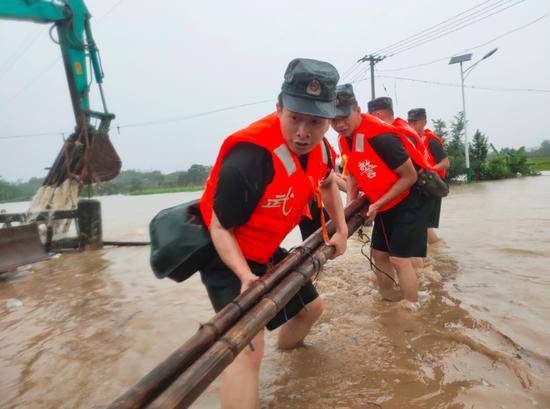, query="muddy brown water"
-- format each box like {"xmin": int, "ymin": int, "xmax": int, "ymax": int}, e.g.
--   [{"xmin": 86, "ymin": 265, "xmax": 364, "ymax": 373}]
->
[{"xmin": 1, "ymin": 174, "xmax": 550, "ymax": 408}]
